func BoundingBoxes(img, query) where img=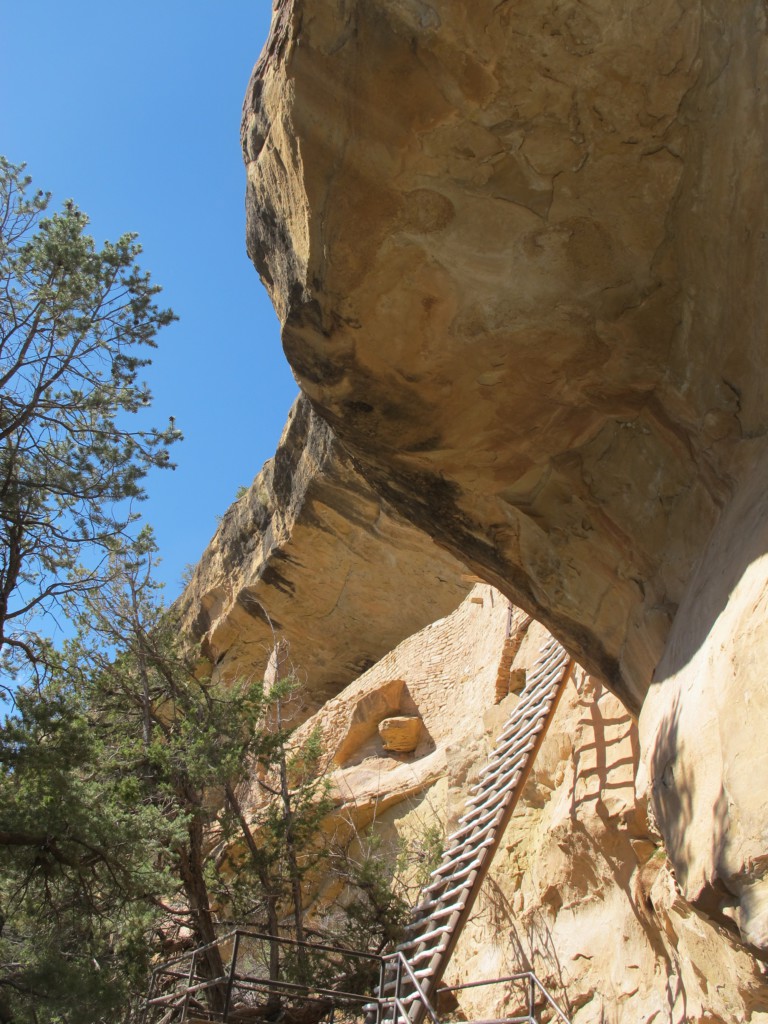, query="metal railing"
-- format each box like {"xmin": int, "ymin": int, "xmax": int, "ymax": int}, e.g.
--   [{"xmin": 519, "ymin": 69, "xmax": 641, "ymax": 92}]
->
[
  {"xmin": 142, "ymin": 932, "xmax": 570, "ymax": 1024},
  {"xmin": 143, "ymin": 930, "xmax": 384, "ymax": 1024},
  {"xmin": 436, "ymin": 975, "xmax": 572, "ymax": 1024}
]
